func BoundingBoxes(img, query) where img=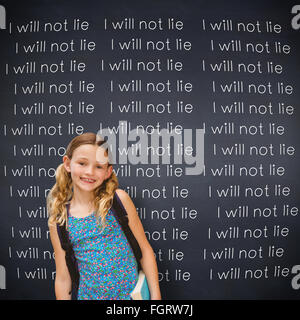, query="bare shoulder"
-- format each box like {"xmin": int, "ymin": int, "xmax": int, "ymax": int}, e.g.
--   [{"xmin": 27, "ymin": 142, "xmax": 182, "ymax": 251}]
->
[
  {"xmin": 116, "ymin": 188, "xmax": 129, "ymax": 200},
  {"xmin": 115, "ymin": 188, "xmax": 137, "ymax": 216},
  {"xmin": 115, "ymin": 188, "xmax": 130, "ymax": 202},
  {"xmin": 114, "ymin": 189, "xmax": 148, "ymax": 243}
]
